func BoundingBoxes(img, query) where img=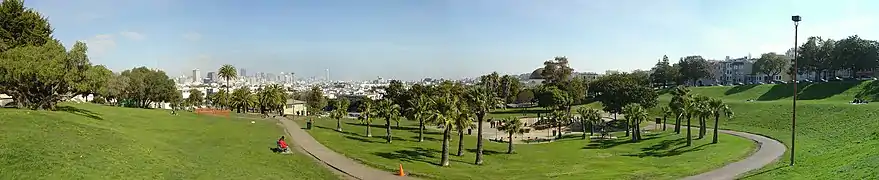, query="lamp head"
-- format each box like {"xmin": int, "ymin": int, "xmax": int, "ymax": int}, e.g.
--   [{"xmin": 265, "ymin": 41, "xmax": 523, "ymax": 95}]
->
[{"xmin": 792, "ymin": 15, "xmax": 801, "ymax": 22}]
